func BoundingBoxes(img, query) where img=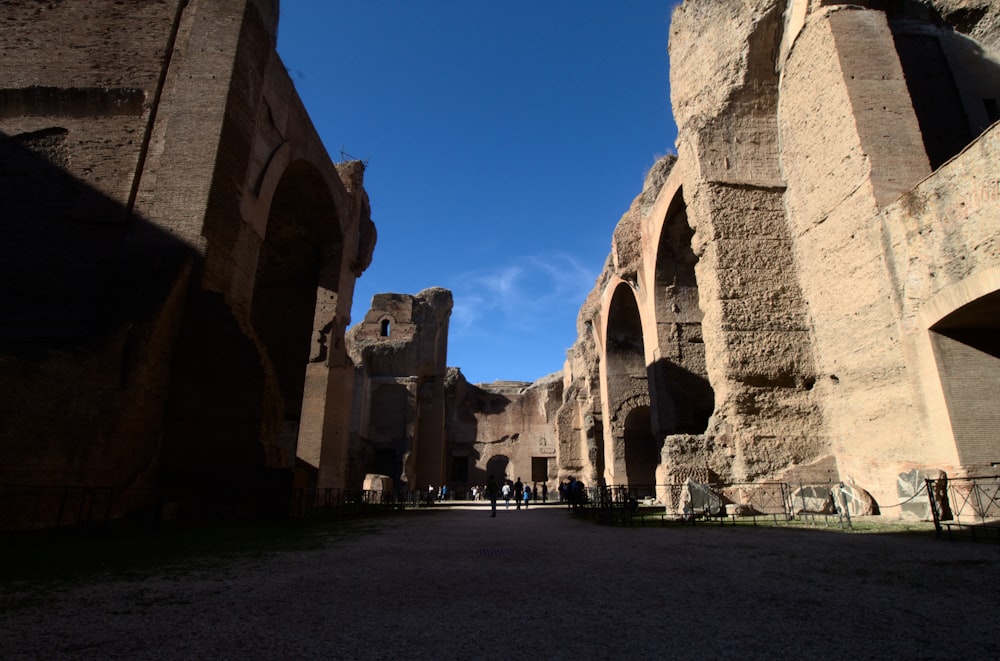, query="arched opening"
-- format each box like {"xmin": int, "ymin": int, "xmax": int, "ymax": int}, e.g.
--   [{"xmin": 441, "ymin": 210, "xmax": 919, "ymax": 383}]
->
[
  {"xmin": 252, "ymin": 160, "xmax": 343, "ymax": 454},
  {"xmin": 930, "ymin": 289, "xmax": 1000, "ymax": 465},
  {"xmin": 380, "ymin": 319, "xmax": 391, "ymax": 337},
  {"xmin": 365, "ymin": 383, "xmax": 410, "ymax": 483},
  {"xmin": 888, "ymin": 6, "xmax": 1000, "ymax": 169},
  {"xmin": 651, "ymin": 189, "xmax": 714, "ymax": 436},
  {"xmin": 486, "ymin": 455, "xmax": 510, "ymax": 483},
  {"xmin": 607, "ymin": 283, "xmax": 645, "ymax": 377},
  {"xmin": 605, "ymin": 283, "xmax": 651, "ymax": 484},
  {"xmin": 623, "ymin": 405, "xmax": 658, "ymax": 497}
]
